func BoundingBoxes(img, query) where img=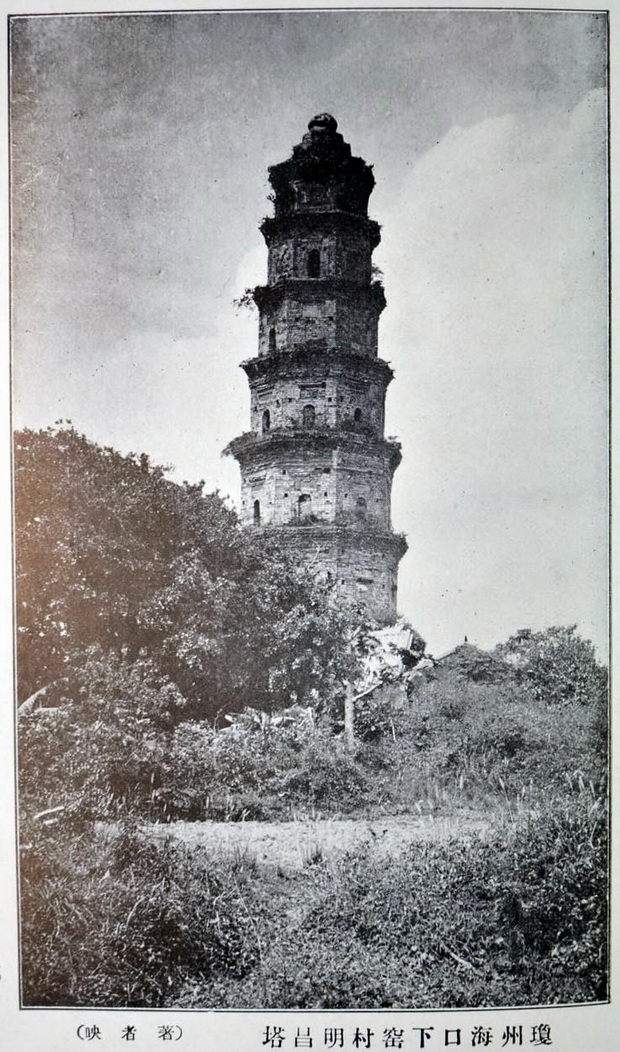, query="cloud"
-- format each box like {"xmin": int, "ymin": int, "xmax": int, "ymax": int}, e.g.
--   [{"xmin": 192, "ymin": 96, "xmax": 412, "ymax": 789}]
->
[
  {"xmin": 378, "ymin": 90, "xmax": 607, "ymax": 652},
  {"xmin": 13, "ymin": 245, "xmax": 267, "ymax": 502}
]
